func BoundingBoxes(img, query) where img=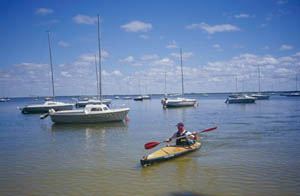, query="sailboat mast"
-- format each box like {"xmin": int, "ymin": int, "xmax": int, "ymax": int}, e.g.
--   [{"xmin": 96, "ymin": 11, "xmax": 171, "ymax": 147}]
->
[
  {"xmin": 235, "ymin": 75, "xmax": 238, "ymax": 93},
  {"xmin": 97, "ymin": 15, "xmax": 102, "ymax": 101},
  {"xmin": 258, "ymin": 64, "xmax": 261, "ymax": 93},
  {"xmin": 180, "ymin": 48, "xmax": 184, "ymax": 97},
  {"xmin": 296, "ymin": 74, "xmax": 298, "ymax": 91},
  {"xmin": 47, "ymin": 31, "xmax": 55, "ymax": 100},
  {"xmin": 164, "ymin": 66, "xmax": 167, "ymax": 96},
  {"xmin": 95, "ymin": 54, "xmax": 99, "ymax": 99}
]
